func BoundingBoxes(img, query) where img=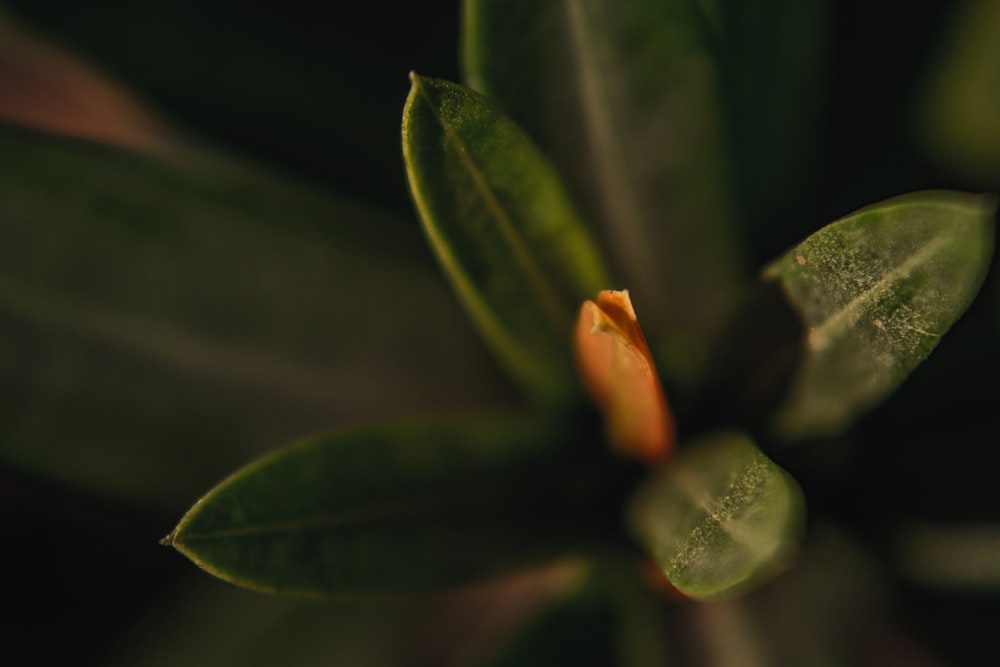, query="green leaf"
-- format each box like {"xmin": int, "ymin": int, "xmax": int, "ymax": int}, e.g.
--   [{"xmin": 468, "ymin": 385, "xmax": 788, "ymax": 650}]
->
[
  {"xmin": 167, "ymin": 413, "xmax": 597, "ymax": 594},
  {"xmin": 628, "ymin": 431, "xmax": 805, "ymax": 600},
  {"xmin": 0, "ymin": 124, "xmax": 507, "ymax": 510},
  {"xmin": 402, "ymin": 74, "xmax": 612, "ymax": 403},
  {"xmin": 462, "ymin": 0, "xmax": 745, "ymax": 391},
  {"xmin": 764, "ymin": 190, "xmax": 996, "ymax": 440}
]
